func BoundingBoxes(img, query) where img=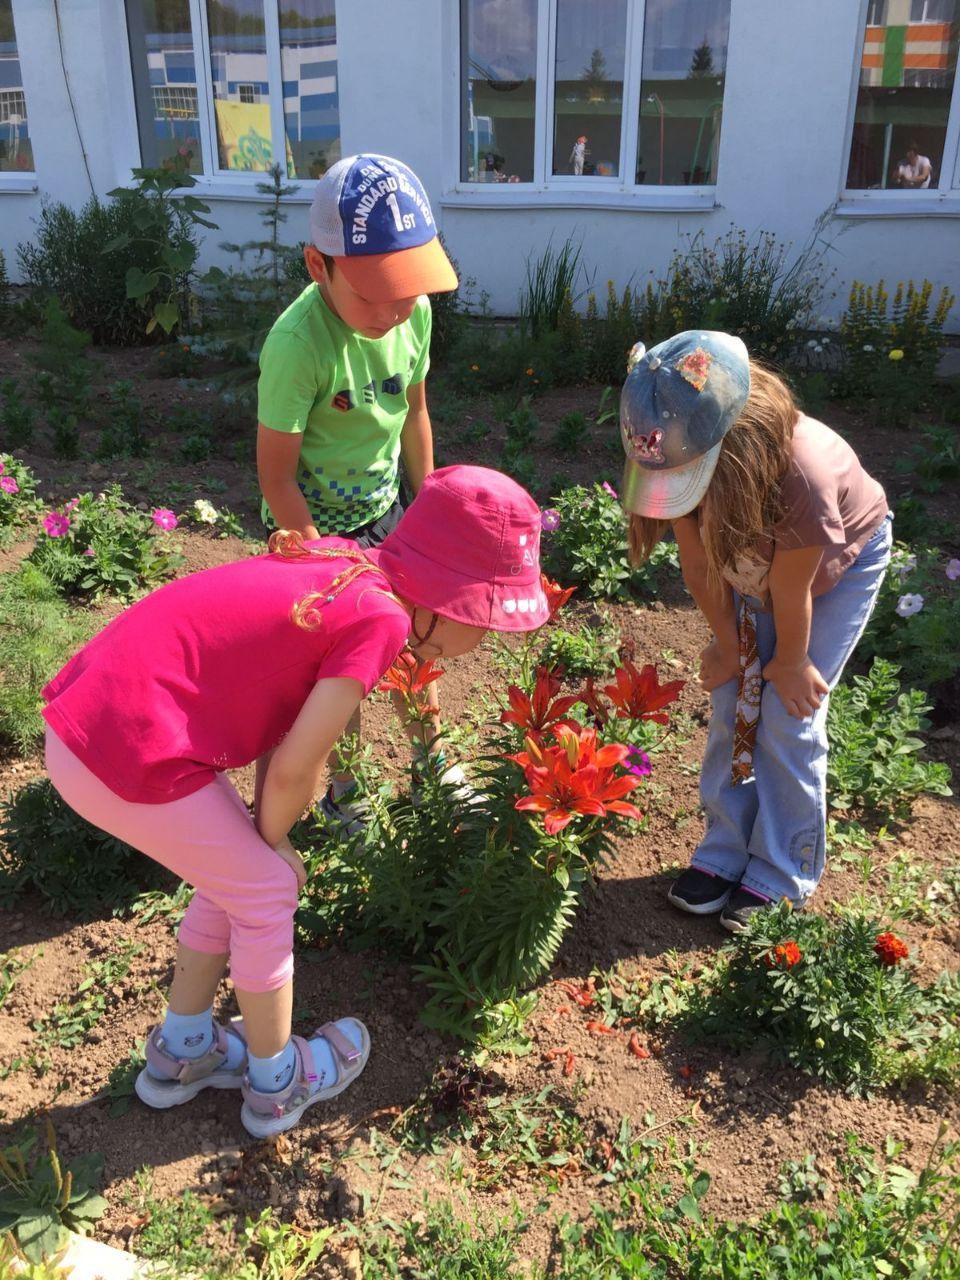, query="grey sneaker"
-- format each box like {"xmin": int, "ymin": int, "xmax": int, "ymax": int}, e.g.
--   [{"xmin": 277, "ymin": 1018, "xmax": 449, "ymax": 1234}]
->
[
  {"xmin": 318, "ymin": 785, "xmax": 368, "ymax": 836},
  {"xmin": 720, "ymin": 886, "xmax": 776, "ymax": 933}
]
